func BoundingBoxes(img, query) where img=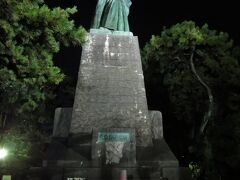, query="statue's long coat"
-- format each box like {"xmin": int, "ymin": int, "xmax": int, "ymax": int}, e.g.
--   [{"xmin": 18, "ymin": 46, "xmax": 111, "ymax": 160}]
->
[{"xmin": 92, "ymin": 0, "xmax": 132, "ymax": 31}]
